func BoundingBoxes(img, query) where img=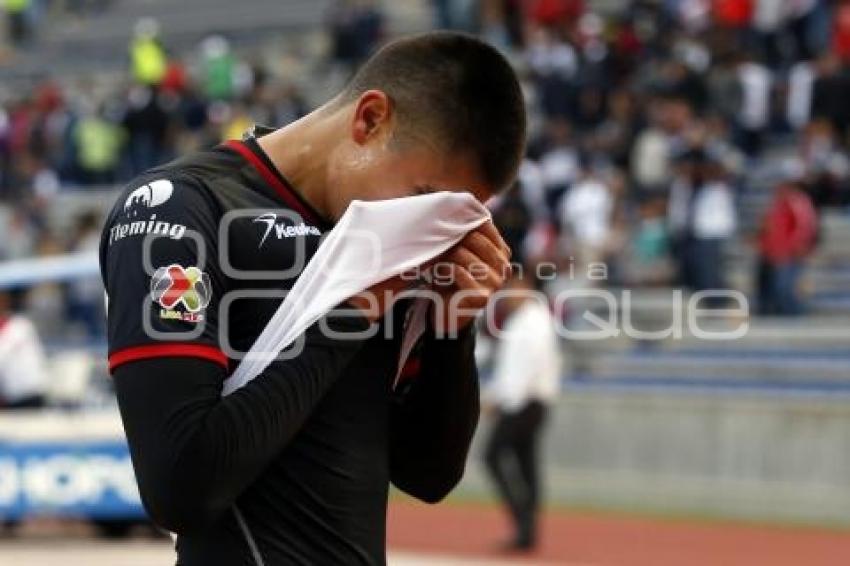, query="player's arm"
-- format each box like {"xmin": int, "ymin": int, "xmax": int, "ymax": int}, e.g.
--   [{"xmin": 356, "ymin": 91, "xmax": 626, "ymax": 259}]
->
[
  {"xmin": 113, "ymin": 311, "xmax": 367, "ymax": 535},
  {"xmin": 389, "ymin": 222, "xmax": 510, "ymax": 503},
  {"xmin": 102, "ymin": 176, "xmax": 370, "ymax": 534},
  {"xmin": 388, "ymin": 326, "xmax": 479, "ymax": 503}
]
